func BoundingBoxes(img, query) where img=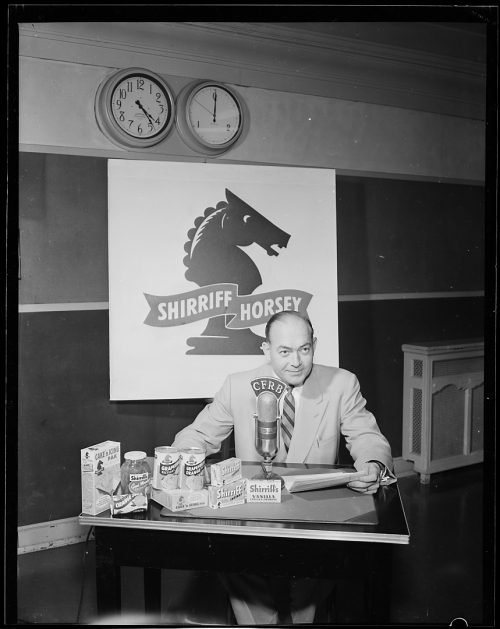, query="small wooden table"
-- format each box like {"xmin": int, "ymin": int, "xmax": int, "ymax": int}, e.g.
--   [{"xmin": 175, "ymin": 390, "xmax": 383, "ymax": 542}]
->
[{"xmin": 79, "ymin": 462, "xmax": 409, "ymax": 623}]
